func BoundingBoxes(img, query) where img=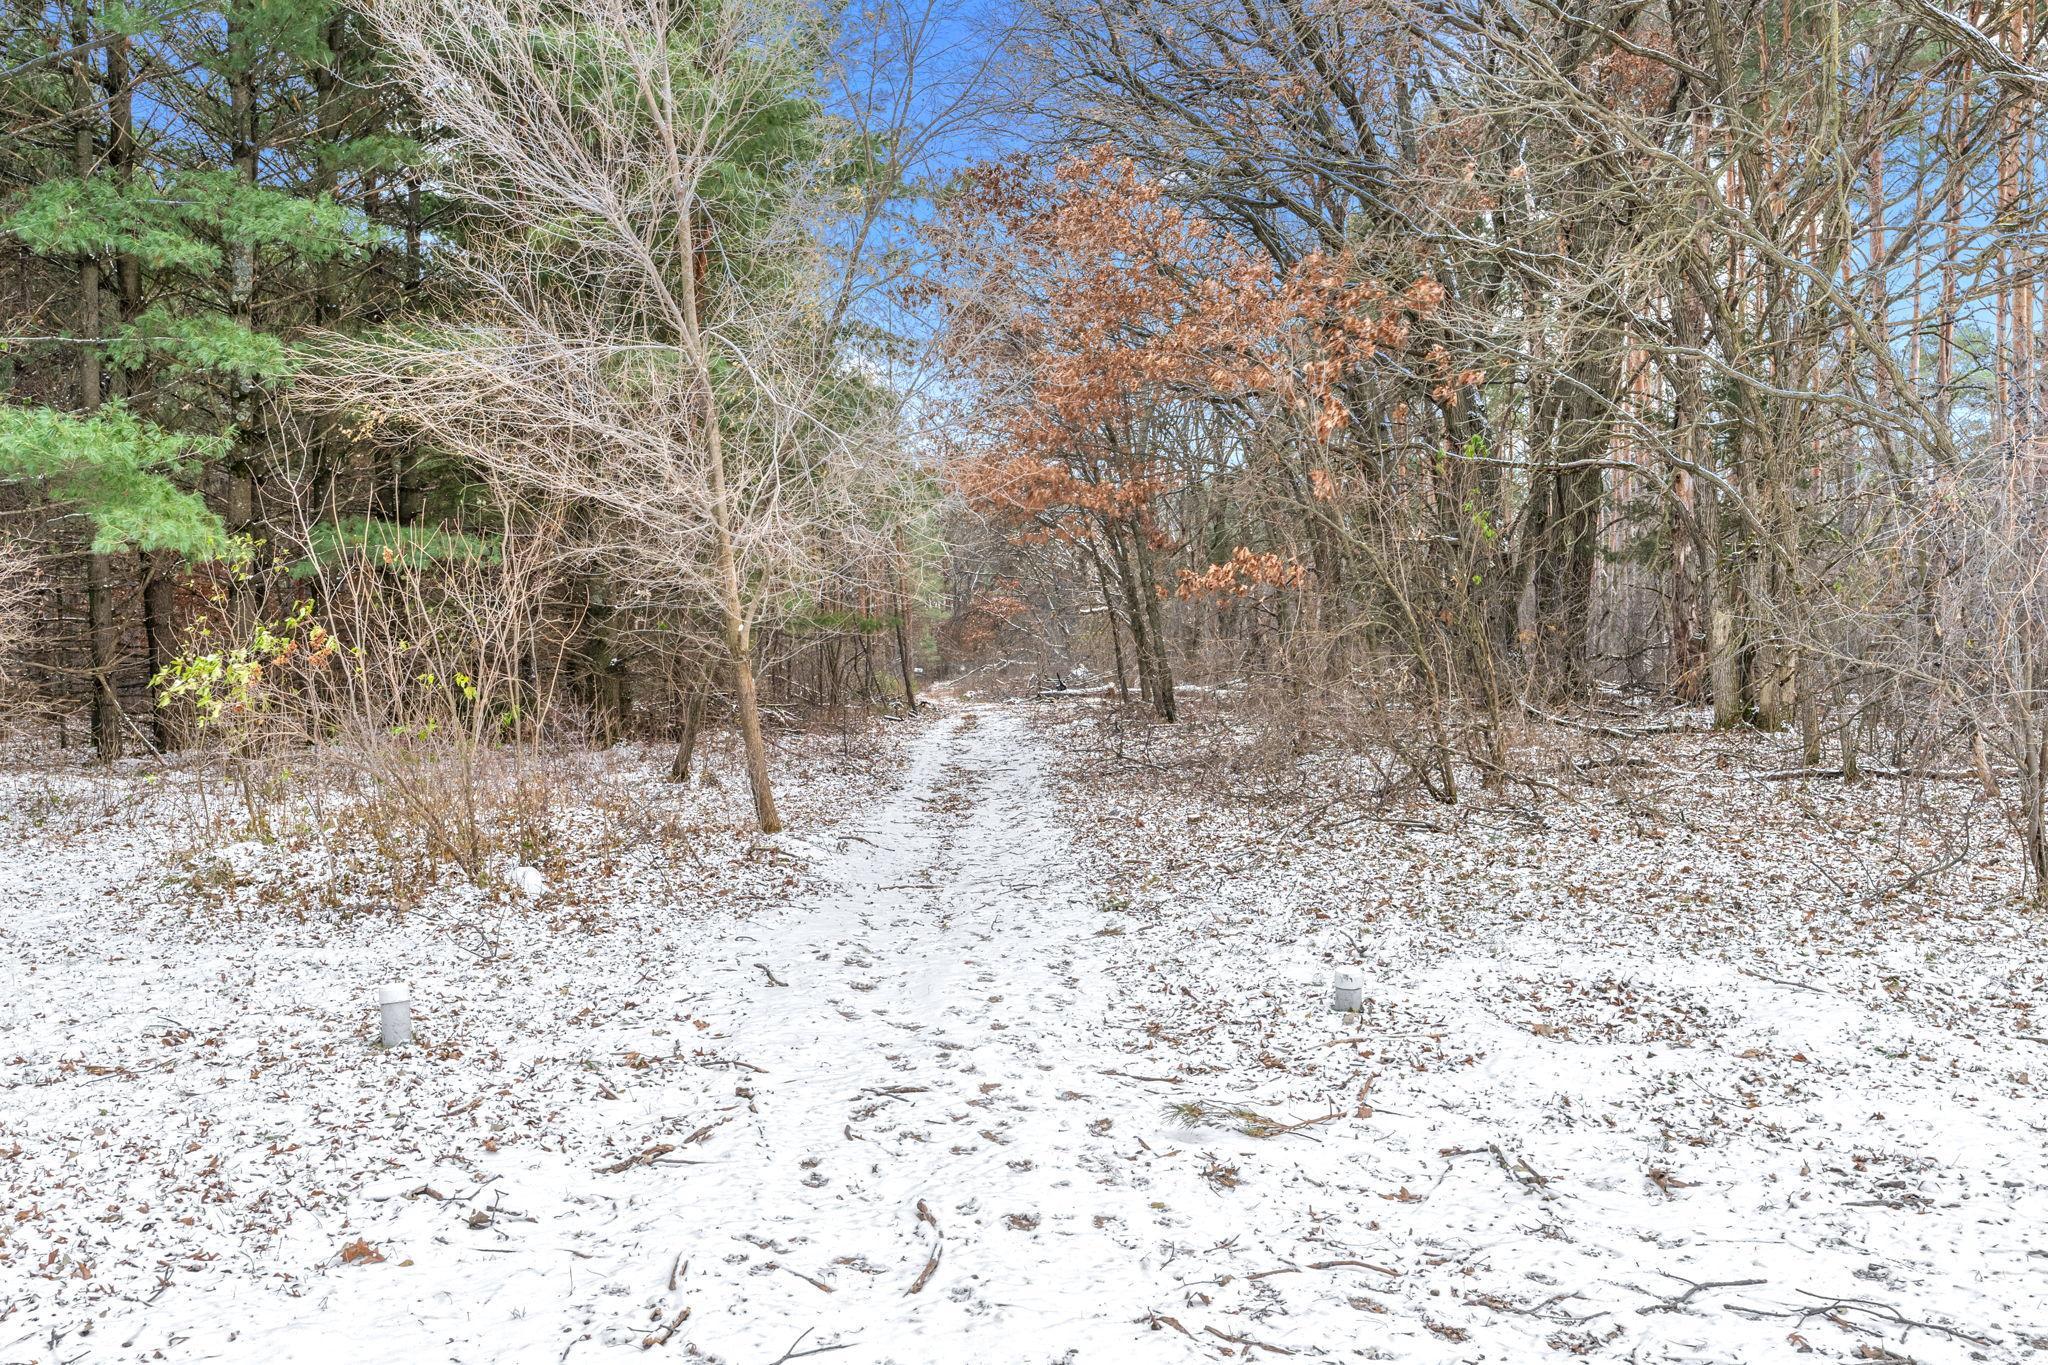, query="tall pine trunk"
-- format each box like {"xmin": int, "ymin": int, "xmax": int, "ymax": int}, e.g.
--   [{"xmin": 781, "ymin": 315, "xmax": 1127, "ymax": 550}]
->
[
  {"xmin": 72, "ymin": 1, "xmax": 120, "ymax": 760},
  {"xmin": 225, "ymin": 20, "xmax": 258, "ymax": 629}
]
